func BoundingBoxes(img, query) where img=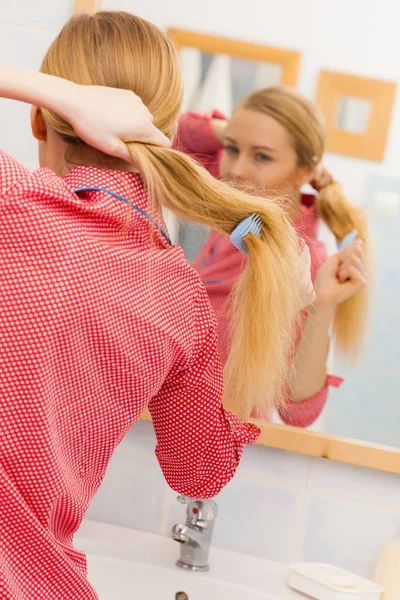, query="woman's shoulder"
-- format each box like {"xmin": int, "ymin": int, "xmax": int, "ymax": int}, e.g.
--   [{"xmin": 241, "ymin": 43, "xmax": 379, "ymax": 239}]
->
[{"xmin": 0, "ymin": 151, "xmax": 75, "ymax": 205}]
